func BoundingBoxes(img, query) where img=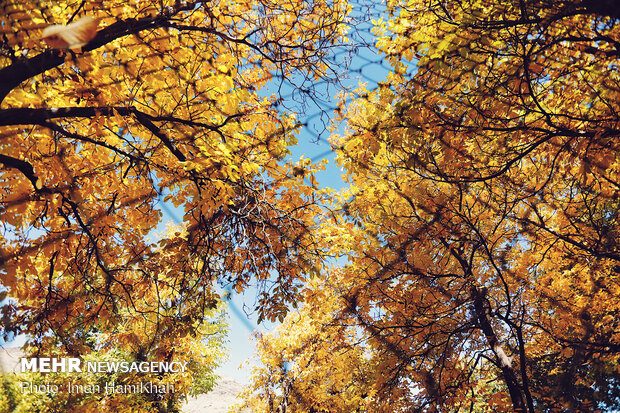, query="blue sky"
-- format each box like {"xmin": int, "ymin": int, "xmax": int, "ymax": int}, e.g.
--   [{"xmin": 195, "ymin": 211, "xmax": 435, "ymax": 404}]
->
[{"xmin": 213, "ymin": 10, "xmax": 394, "ymax": 383}]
